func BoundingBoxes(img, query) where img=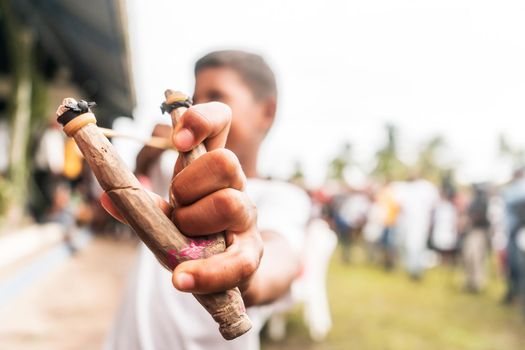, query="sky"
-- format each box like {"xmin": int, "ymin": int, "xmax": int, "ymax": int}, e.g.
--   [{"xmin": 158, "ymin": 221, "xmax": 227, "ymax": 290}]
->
[{"xmin": 119, "ymin": 0, "xmax": 525, "ymax": 186}]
